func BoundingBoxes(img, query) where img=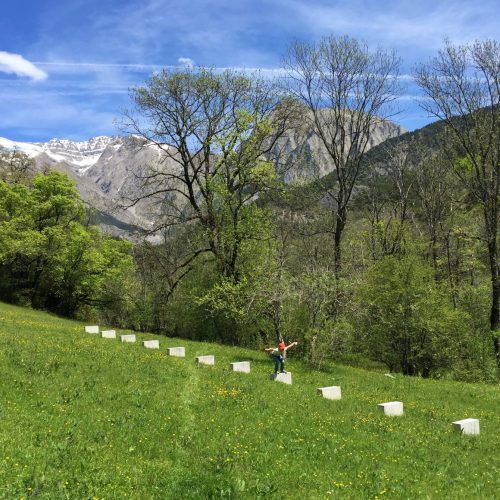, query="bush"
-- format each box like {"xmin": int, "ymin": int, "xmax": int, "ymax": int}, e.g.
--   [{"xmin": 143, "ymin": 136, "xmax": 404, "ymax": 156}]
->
[{"xmin": 355, "ymin": 255, "xmax": 477, "ymax": 377}]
